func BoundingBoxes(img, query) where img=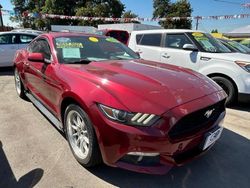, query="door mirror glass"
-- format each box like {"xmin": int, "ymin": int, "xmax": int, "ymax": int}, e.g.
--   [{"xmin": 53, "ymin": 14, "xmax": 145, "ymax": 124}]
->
[
  {"xmin": 183, "ymin": 44, "xmax": 198, "ymax": 51},
  {"xmin": 28, "ymin": 53, "xmax": 45, "ymax": 62}
]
